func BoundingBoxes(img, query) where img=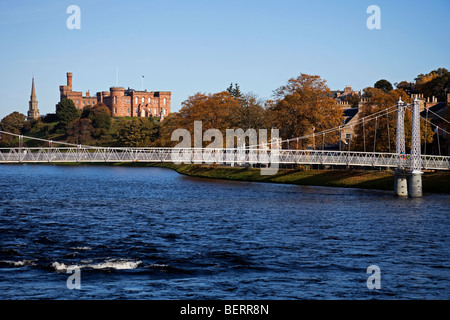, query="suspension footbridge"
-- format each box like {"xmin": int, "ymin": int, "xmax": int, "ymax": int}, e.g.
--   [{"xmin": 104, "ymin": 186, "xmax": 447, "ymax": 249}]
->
[{"xmin": 1, "ymin": 98, "xmax": 449, "ymax": 197}]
